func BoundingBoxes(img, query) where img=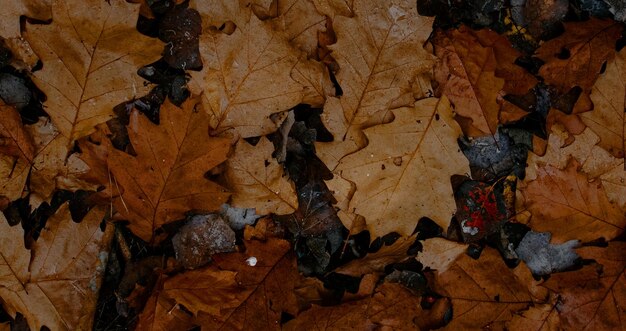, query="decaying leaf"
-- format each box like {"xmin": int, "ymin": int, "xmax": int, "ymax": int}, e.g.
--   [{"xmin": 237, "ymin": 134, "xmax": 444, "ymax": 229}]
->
[
  {"xmin": 334, "ymin": 235, "xmax": 416, "ymax": 277},
  {"xmin": 338, "ymin": 97, "xmax": 470, "ymax": 239},
  {"xmin": 580, "ymin": 47, "xmax": 626, "ymax": 158},
  {"xmin": 522, "ymin": 158, "xmax": 625, "ymax": 242},
  {"xmin": 434, "ymin": 247, "xmax": 545, "ymax": 330},
  {"xmin": 0, "ymin": 204, "xmax": 113, "ymax": 331},
  {"xmin": 284, "ymin": 282, "xmax": 451, "ymax": 330},
  {"xmin": 0, "ymin": 0, "xmax": 50, "ymax": 39},
  {"xmin": 542, "ymin": 242, "xmax": 626, "ymax": 330},
  {"xmin": 417, "ymin": 238, "xmax": 468, "ymax": 274},
  {"xmin": 315, "ymin": 0, "xmax": 435, "ymax": 169},
  {"xmin": 225, "ymin": 137, "xmax": 298, "ymax": 215},
  {"xmin": 535, "ymin": 18, "xmax": 622, "ymax": 114},
  {"xmin": 189, "ymin": 4, "xmax": 304, "ymax": 138},
  {"xmin": 79, "ymin": 98, "xmax": 231, "ymax": 243},
  {"xmin": 0, "ymin": 102, "xmax": 34, "ymax": 162},
  {"xmin": 433, "ymin": 26, "xmax": 505, "ymax": 137}
]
